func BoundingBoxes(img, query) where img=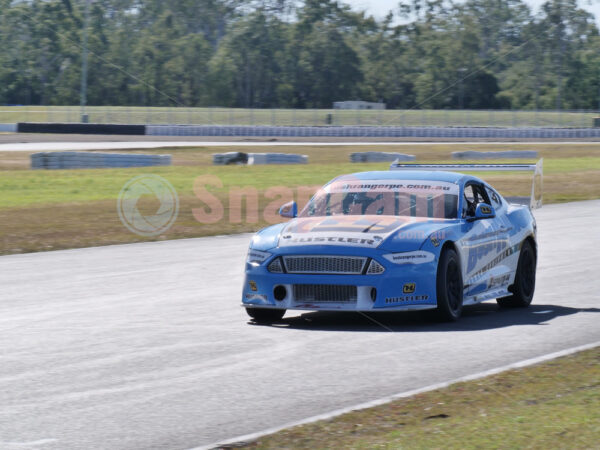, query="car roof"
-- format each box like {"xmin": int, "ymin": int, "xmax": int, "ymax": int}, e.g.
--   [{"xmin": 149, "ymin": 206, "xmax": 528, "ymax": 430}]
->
[{"xmin": 334, "ymin": 170, "xmax": 471, "ymax": 184}]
